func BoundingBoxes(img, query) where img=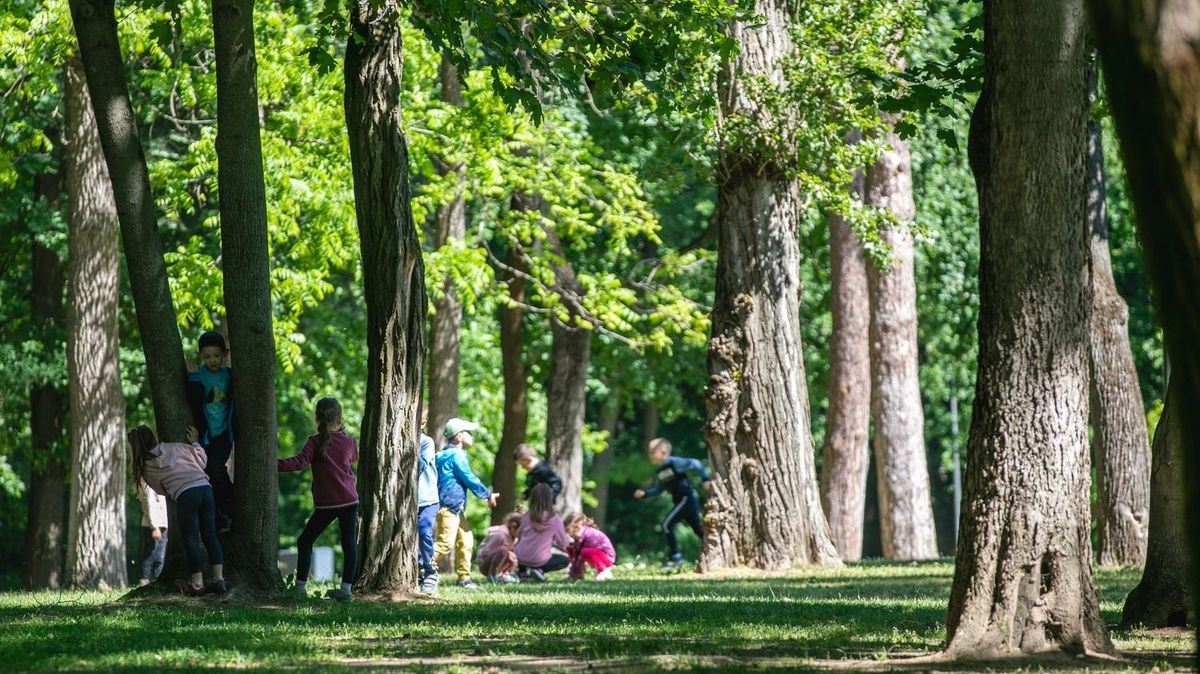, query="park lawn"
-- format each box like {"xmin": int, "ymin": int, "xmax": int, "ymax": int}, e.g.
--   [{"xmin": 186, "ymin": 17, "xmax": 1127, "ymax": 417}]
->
[{"xmin": 0, "ymin": 562, "xmax": 1191, "ymax": 673}]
